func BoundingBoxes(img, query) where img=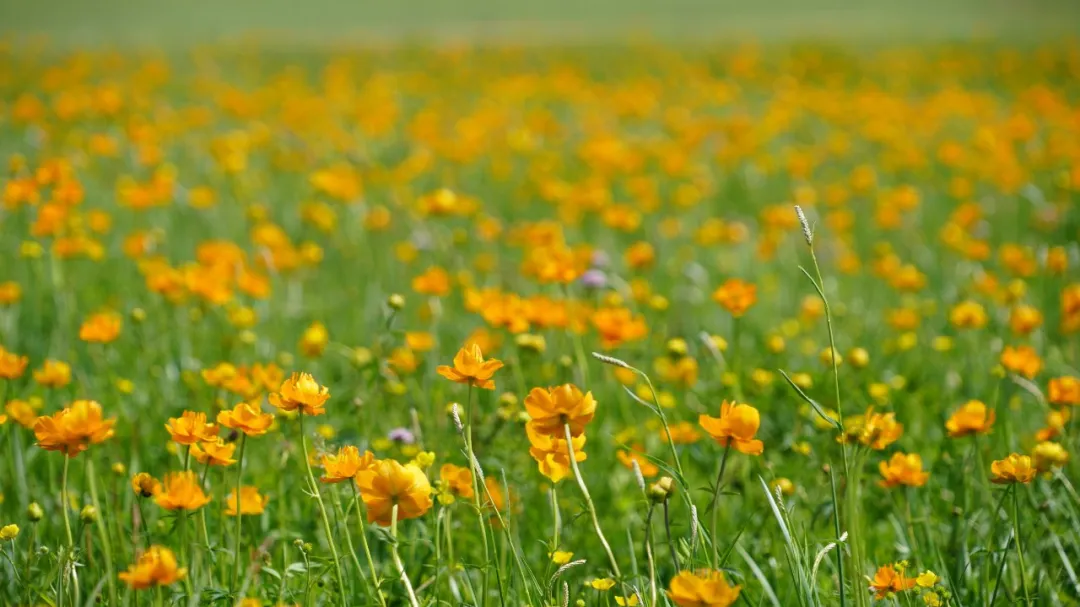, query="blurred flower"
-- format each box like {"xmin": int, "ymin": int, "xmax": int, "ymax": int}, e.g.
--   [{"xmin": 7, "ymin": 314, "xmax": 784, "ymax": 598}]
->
[
  {"xmin": 666, "ymin": 570, "xmax": 741, "ymax": 607},
  {"xmin": 879, "ymin": 453, "xmax": 929, "ymax": 488},
  {"xmin": 945, "ymin": 400, "xmax": 995, "ymax": 437},
  {"xmin": 225, "ymin": 486, "xmax": 269, "ymax": 516},
  {"xmin": 154, "ymin": 471, "xmax": 211, "ymax": 510},
  {"xmin": 32, "ymin": 359, "xmax": 71, "ymax": 388},
  {"xmin": 79, "ymin": 312, "xmax": 122, "ymax": 343},
  {"xmin": 712, "ymin": 279, "xmax": 757, "ymax": 317},
  {"xmin": 119, "ymin": 545, "xmax": 186, "ymax": 589}
]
